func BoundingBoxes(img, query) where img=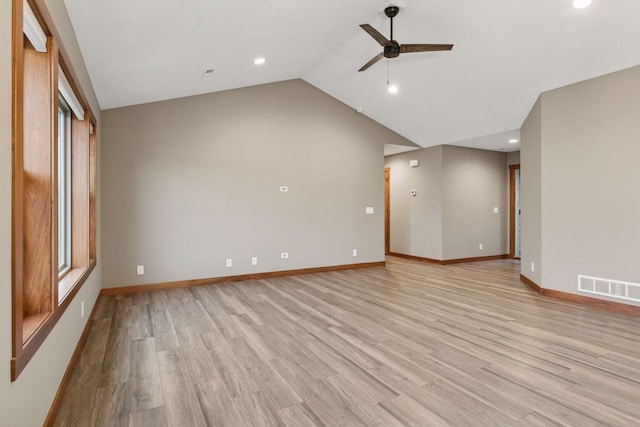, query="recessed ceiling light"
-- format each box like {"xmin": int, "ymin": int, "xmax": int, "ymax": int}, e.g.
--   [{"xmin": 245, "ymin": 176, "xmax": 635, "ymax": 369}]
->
[
  {"xmin": 572, "ymin": 0, "xmax": 592, "ymax": 9},
  {"xmin": 509, "ymin": 138, "xmax": 519, "ymax": 144},
  {"xmin": 254, "ymin": 57, "xmax": 266, "ymax": 65},
  {"xmin": 388, "ymin": 85, "xmax": 398, "ymax": 94}
]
